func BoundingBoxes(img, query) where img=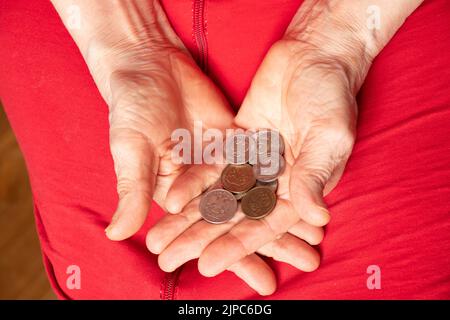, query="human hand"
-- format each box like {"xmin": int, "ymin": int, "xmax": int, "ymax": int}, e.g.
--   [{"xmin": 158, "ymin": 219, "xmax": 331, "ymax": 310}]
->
[
  {"xmin": 147, "ymin": 1, "xmax": 379, "ymax": 294},
  {"xmin": 97, "ymin": 27, "xmax": 236, "ymax": 242},
  {"xmin": 51, "ymin": 0, "xmax": 235, "ymax": 240}
]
